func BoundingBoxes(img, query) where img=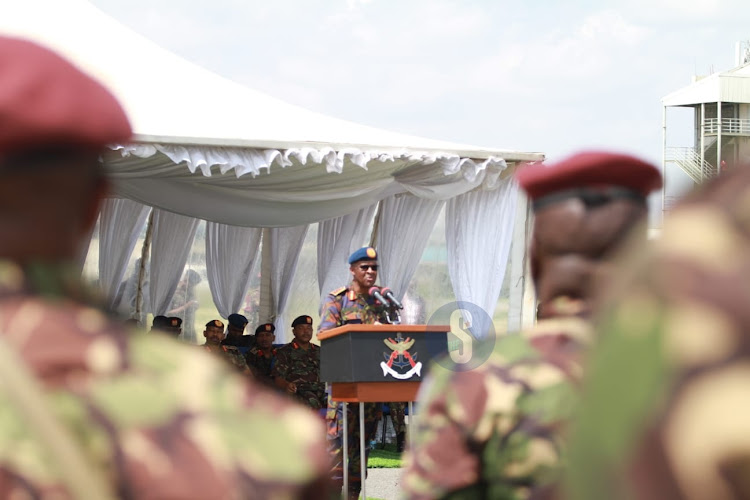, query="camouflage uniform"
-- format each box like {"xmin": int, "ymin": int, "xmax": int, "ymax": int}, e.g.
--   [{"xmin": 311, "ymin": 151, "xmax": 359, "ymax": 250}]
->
[
  {"xmin": 401, "ymin": 315, "xmax": 591, "ymax": 500},
  {"xmin": 246, "ymin": 345, "xmax": 277, "ymax": 386},
  {"xmin": 272, "ymin": 341, "xmax": 326, "ymax": 409},
  {"xmin": 201, "ymin": 343, "xmax": 255, "ymax": 377},
  {"xmin": 389, "ymin": 402, "xmax": 407, "ymax": 434},
  {"xmin": 320, "ymin": 285, "xmax": 386, "ymax": 497},
  {"xmin": 0, "ymin": 260, "xmax": 331, "ymax": 499},
  {"xmin": 566, "ymin": 168, "xmax": 750, "ymax": 500},
  {"xmin": 319, "ymin": 286, "xmax": 387, "ymax": 330}
]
